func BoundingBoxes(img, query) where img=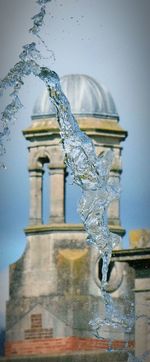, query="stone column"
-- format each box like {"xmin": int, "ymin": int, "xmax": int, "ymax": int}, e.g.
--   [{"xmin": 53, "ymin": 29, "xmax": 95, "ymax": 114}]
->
[
  {"xmin": 29, "ymin": 168, "xmax": 43, "ymax": 225},
  {"xmin": 49, "ymin": 167, "xmax": 65, "ymax": 223}
]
